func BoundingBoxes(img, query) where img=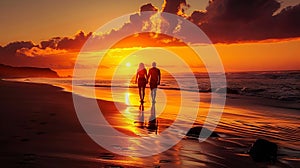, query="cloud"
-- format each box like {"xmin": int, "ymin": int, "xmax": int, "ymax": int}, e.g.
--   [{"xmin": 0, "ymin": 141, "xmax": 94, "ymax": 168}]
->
[
  {"xmin": 189, "ymin": 11, "xmax": 206, "ymax": 26},
  {"xmin": 40, "ymin": 37, "xmax": 60, "ymax": 49},
  {"xmin": 0, "ymin": 41, "xmax": 36, "ymax": 56},
  {"xmin": 0, "ymin": 48, "xmax": 74, "ymax": 69},
  {"xmin": 102, "ymin": 0, "xmax": 300, "ymax": 44},
  {"xmin": 95, "ymin": 1, "xmax": 300, "ymax": 44},
  {"xmin": 110, "ymin": 33, "xmax": 185, "ymax": 48},
  {"xmin": 190, "ymin": 0, "xmax": 300, "ymax": 43},
  {"xmin": 17, "ymin": 47, "xmax": 67, "ymax": 57},
  {"xmin": 162, "ymin": 0, "xmax": 187, "ymax": 16},
  {"xmin": 0, "ymin": 31, "xmax": 91, "ymax": 69},
  {"xmin": 40, "ymin": 31, "xmax": 92, "ymax": 50},
  {"xmin": 140, "ymin": 3, "xmax": 158, "ymax": 12},
  {"xmin": 1, "ymin": 0, "xmax": 300, "ymax": 70},
  {"xmin": 273, "ymin": 4, "xmax": 300, "ymax": 38}
]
